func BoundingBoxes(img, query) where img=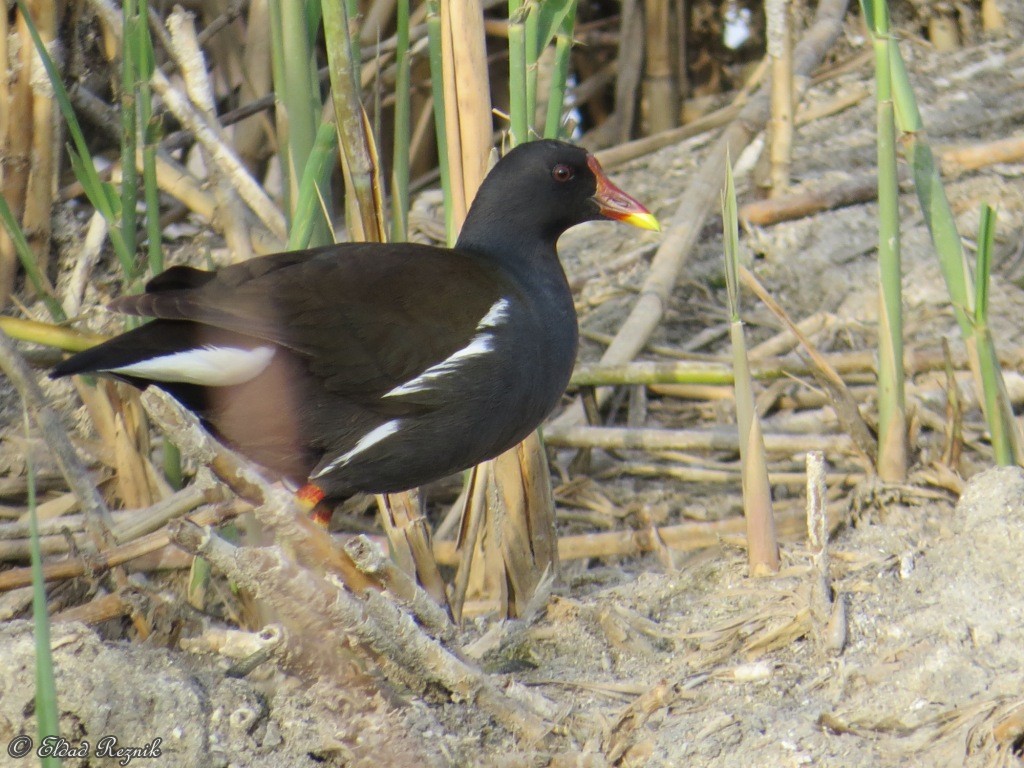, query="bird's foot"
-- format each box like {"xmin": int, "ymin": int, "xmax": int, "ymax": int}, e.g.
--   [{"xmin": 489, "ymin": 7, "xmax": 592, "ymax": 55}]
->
[{"xmin": 295, "ymin": 483, "xmax": 332, "ymax": 527}]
